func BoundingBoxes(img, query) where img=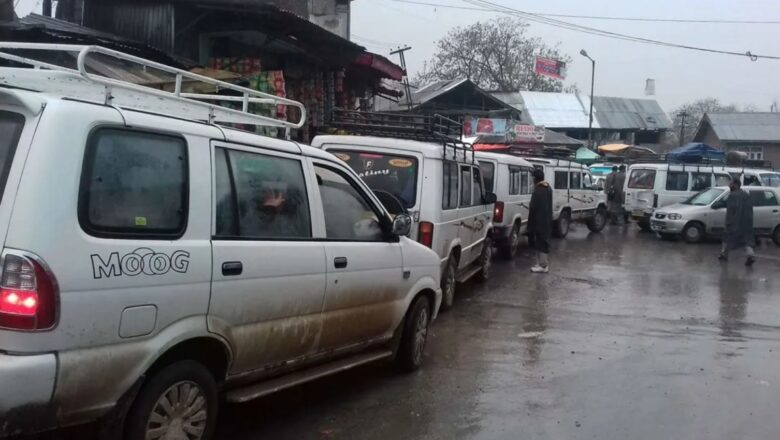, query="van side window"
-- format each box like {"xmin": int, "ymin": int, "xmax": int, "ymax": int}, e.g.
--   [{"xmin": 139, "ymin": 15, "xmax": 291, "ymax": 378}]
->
[
  {"xmin": 665, "ymin": 172, "xmax": 689, "ymax": 191},
  {"xmin": 570, "ymin": 172, "xmax": 582, "ymax": 189},
  {"xmin": 460, "ymin": 166, "xmax": 473, "ymax": 207},
  {"xmin": 315, "ymin": 165, "xmax": 383, "ymax": 241},
  {"xmin": 442, "ymin": 162, "xmax": 459, "ymax": 210},
  {"xmin": 473, "ymin": 167, "xmax": 484, "ymax": 205},
  {"xmin": 509, "ymin": 166, "xmax": 521, "ymax": 195},
  {"xmin": 691, "ymin": 173, "xmax": 711, "ymax": 192},
  {"xmin": 554, "ymin": 171, "xmax": 568, "ymax": 190},
  {"xmin": 744, "ymin": 175, "xmax": 760, "ymax": 186},
  {"xmin": 479, "ymin": 161, "xmax": 495, "ymax": 193},
  {"xmin": 80, "ymin": 128, "xmax": 187, "ymax": 238},
  {"xmin": 715, "ymin": 174, "xmax": 732, "ymax": 186},
  {"xmin": 628, "ymin": 169, "xmax": 656, "ymax": 189},
  {"xmin": 215, "ymin": 148, "xmax": 311, "ymax": 239},
  {"xmin": 520, "ymin": 169, "xmax": 530, "ymax": 194},
  {"xmin": 583, "ymin": 173, "xmax": 593, "ymax": 189}
]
